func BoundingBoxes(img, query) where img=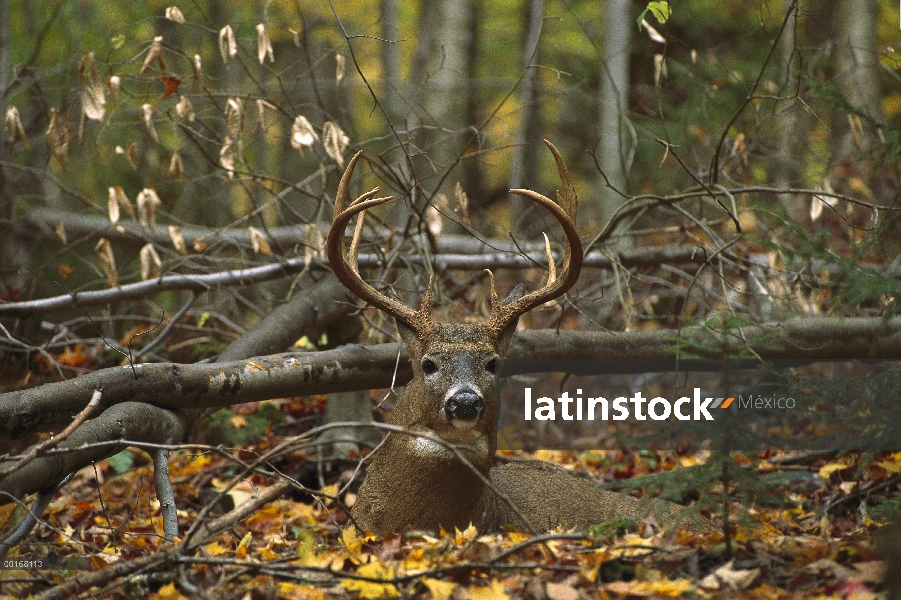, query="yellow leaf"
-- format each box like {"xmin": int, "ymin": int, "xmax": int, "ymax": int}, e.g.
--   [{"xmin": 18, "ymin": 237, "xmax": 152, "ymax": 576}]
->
[
  {"xmin": 150, "ymin": 582, "xmax": 189, "ymax": 600},
  {"xmin": 876, "ymin": 452, "xmax": 901, "ymax": 473},
  {"xmin": 278, "ymin": 581, "xmax": 327, "ymax": 599},
  {"xmin": 205, "ymin": 542, "xmax": 228, "ymax": 557},
  {"xmin": 643, "ymin": 577, "xmax": 694, "ymax": 596},
  {"xmin": 422, "ymin": 578, "xmax": 457, "ymax": 600},
  {"xmin": 236, "ymin": 532, "xmax": 252, "ymax": 559},
  {"xmin": 454, "ymin": 523, "xmax": 478, "ymax": 545},
  {"xmin": 470, "ymin": 579, "xmax": 508, "ymax": 600},
  {"xmin": 230, "ymin": 414, "xmax": 248, "ymax": 428},
  {"xmin": 340, "ymin": 562, "xmax": 400, "ymax": 599},
  {"xmin": 260, "ymin": 547, "xmax": 280, "ymax": 560},
  {"xmin": 342, "ymin": 526, "xmax": 363, "ymax": 555},
  {"xmin": 818, "ymin": 462, "xmax": 850, "ymax": 479},
  {"xmin": 848, "ymin": 177, "xmax": 873, "ymax": 200}
]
